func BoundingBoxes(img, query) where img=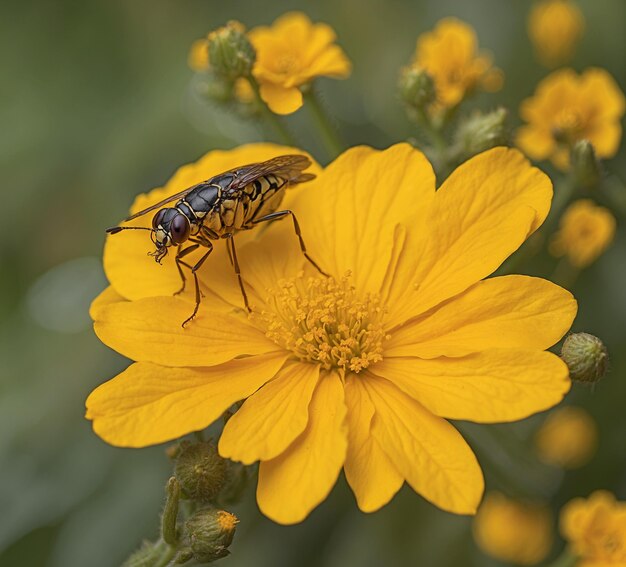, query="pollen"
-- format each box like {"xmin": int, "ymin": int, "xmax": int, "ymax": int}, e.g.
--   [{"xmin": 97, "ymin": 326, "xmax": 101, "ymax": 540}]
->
[{"xmin": 258, "ymin": 272, "xmax": 390, "ymax": 374}]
